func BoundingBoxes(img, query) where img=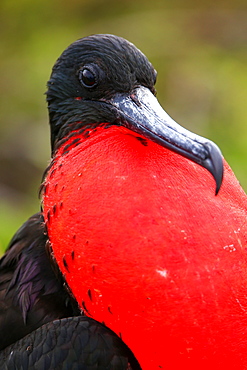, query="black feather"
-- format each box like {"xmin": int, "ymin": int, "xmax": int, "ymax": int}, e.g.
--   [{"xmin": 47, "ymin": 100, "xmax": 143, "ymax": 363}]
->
[
  {"xmin": 0, "ymin": 213, "xmax": 80, "ymax": 351},
  {"xmin": 0, "ymin": 316, "xmax": 141, "ymax": 370}
]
